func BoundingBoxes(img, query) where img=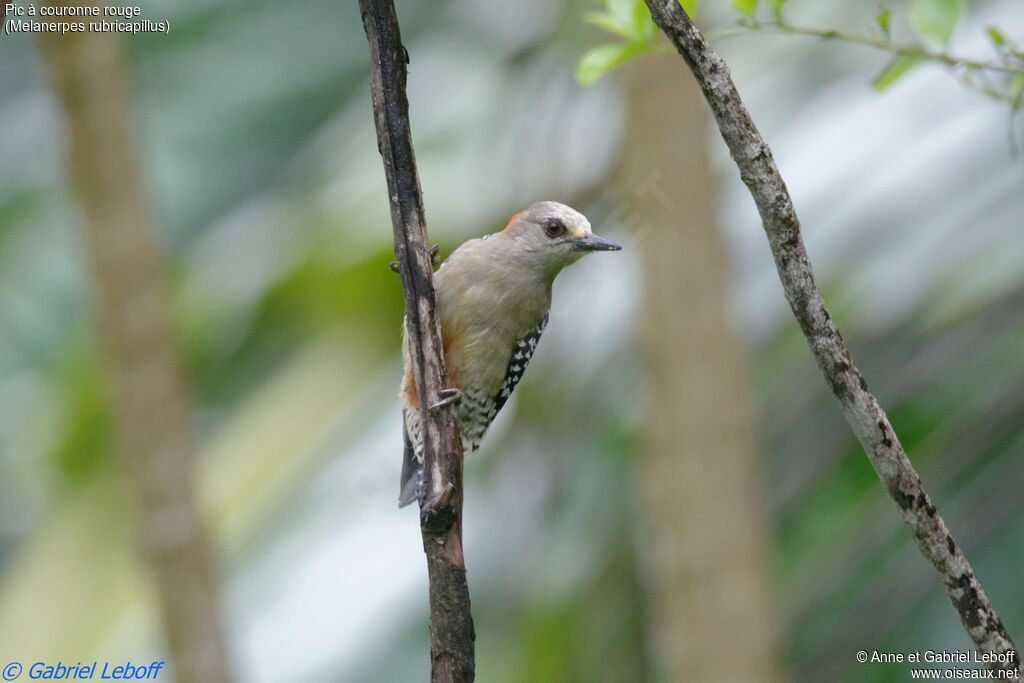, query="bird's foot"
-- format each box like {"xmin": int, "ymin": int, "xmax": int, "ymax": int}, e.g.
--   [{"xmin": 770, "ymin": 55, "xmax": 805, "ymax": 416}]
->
[
  {"xmin": 389, "ymin": 245, "xmax": 440, "ymax": 274},
  {"xmin": 429, "ymin": 387, "xmax": 462, "ymax": 411}
]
